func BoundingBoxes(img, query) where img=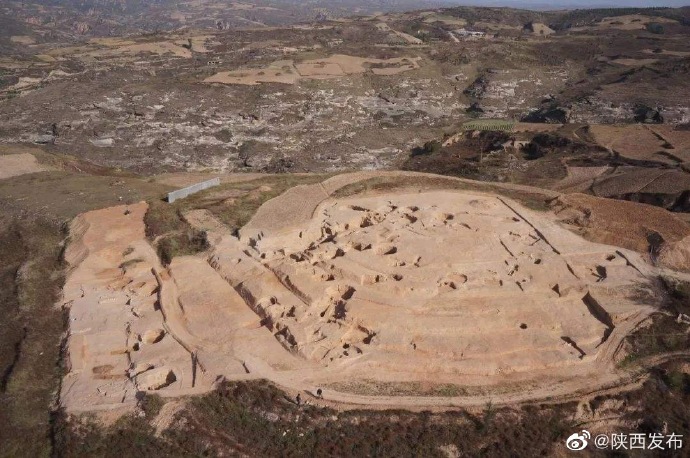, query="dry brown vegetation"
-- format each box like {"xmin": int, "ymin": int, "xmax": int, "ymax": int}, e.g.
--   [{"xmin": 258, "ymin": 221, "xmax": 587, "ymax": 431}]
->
[
  {"xmin": 54, "ymin": 366, "xmax": 690, "ymax": 457},
  {"xmin": 55, "ymin": 379, "xmax": 577, "ymax": 457},
  {"xmin": 621, "ymin": 277, "xmax": 690, "ymax": 366},
  {"xmin": 0, "ymin": 220, "xmax": 66, "ymax": 457},
  {"xmin": 551, "ymin": 193, "xmax": 690, "ymax": 255}
]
